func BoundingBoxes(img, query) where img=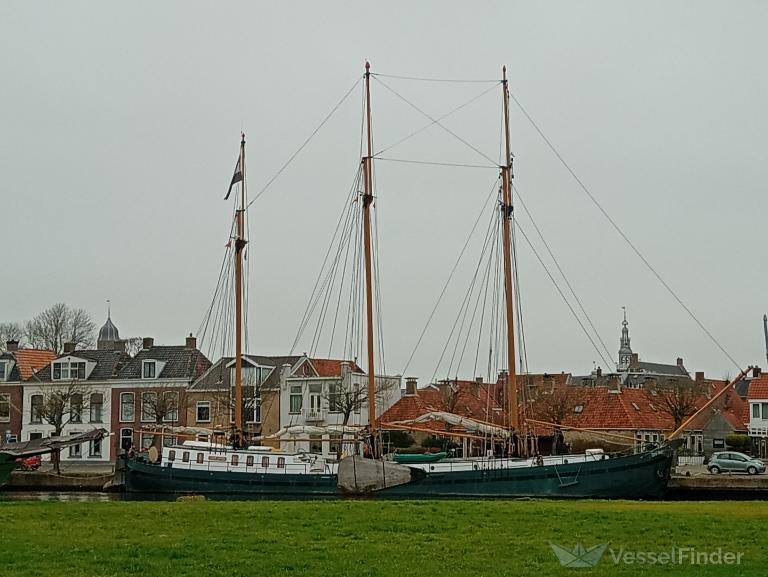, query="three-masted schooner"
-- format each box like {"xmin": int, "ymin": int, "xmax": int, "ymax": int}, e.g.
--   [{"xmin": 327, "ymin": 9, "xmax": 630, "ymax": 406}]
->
[{"xmin": 125, "ymin": 65, "xmax": 683, "ymax": 499}]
